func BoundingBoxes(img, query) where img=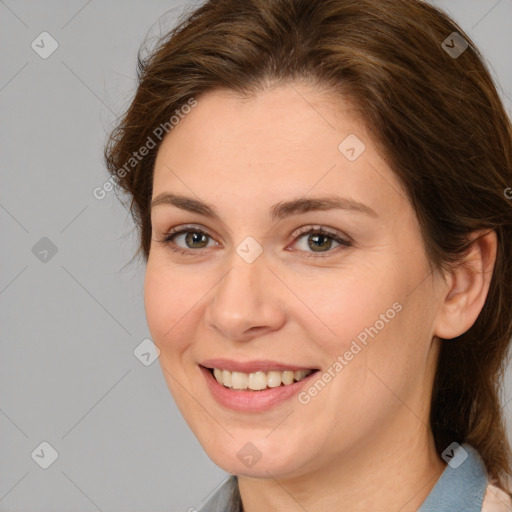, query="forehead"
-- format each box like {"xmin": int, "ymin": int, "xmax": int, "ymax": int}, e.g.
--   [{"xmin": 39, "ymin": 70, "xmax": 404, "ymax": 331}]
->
[{"xmin": 152, "ymin": 84, "xmax": 408, "ymax": 220}]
